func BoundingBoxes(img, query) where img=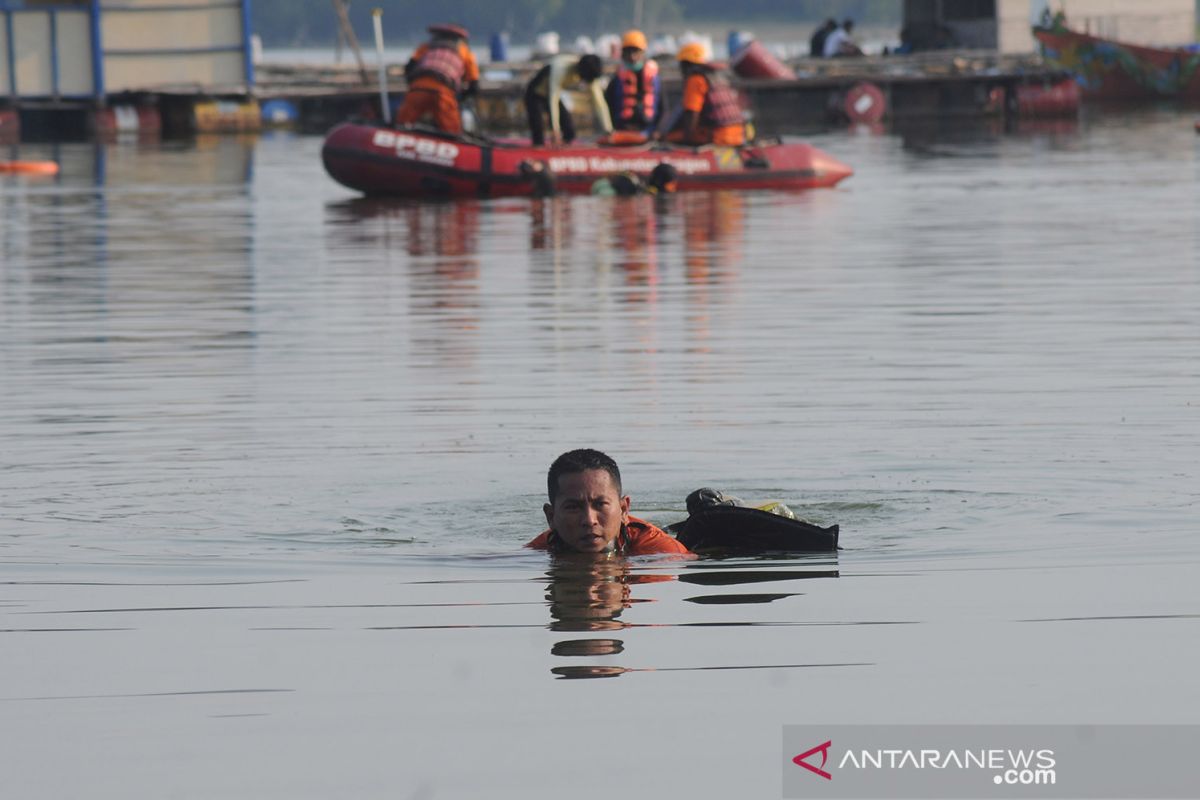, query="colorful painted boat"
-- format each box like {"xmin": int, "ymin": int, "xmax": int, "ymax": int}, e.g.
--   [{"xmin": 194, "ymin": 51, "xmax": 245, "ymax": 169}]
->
[
  {"xmin": 321, "ymin": 122, "xmax": 853, "ymax": 197},
  {"xmin": 1034, "ymin": 24, "xmax": 1200, "ymax": 101}
]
